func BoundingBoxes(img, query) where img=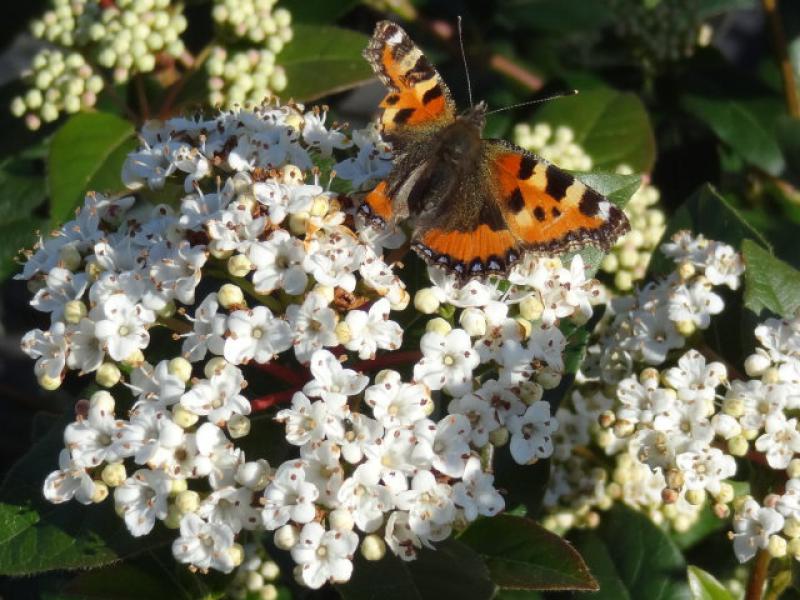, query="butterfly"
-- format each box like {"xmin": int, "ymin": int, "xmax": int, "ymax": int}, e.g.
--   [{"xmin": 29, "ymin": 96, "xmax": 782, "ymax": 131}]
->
[{"xmin": 359, "ymin": 20, "xmax": 630, "ymax": 281}]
